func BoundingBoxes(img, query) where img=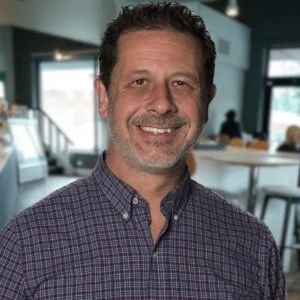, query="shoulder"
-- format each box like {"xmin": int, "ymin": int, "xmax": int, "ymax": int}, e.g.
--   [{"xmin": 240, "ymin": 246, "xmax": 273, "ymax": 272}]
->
[
  {"xmin": 0, "ymin": 174, "xmax": 105, "ymax": 296},
  {"xmin": 188, "ymin": 181, "xmax": 284, "ymax": 292},
  {"xmin": 1, "ymin": 174, "xmax": 103, "ymax": 239},
  {"xmin": 22, "ymin": 175, "xmax": 95, "ymax": 215},
  {"xmin": 189, "ymin": 180, "xmax": 272, "ymax": 242}
]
